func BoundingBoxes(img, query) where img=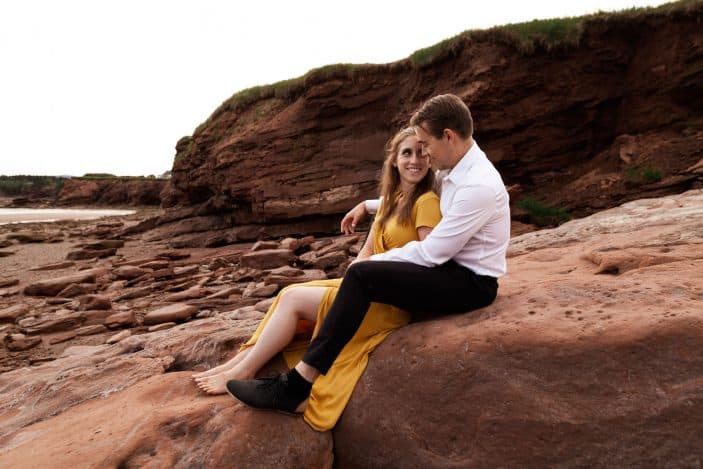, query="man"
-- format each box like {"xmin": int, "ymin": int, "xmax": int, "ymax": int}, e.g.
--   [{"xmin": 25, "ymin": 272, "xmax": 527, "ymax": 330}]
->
[{"xmin": 226, "ymin": 94, "xmax": 511, "ymax": 413}]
